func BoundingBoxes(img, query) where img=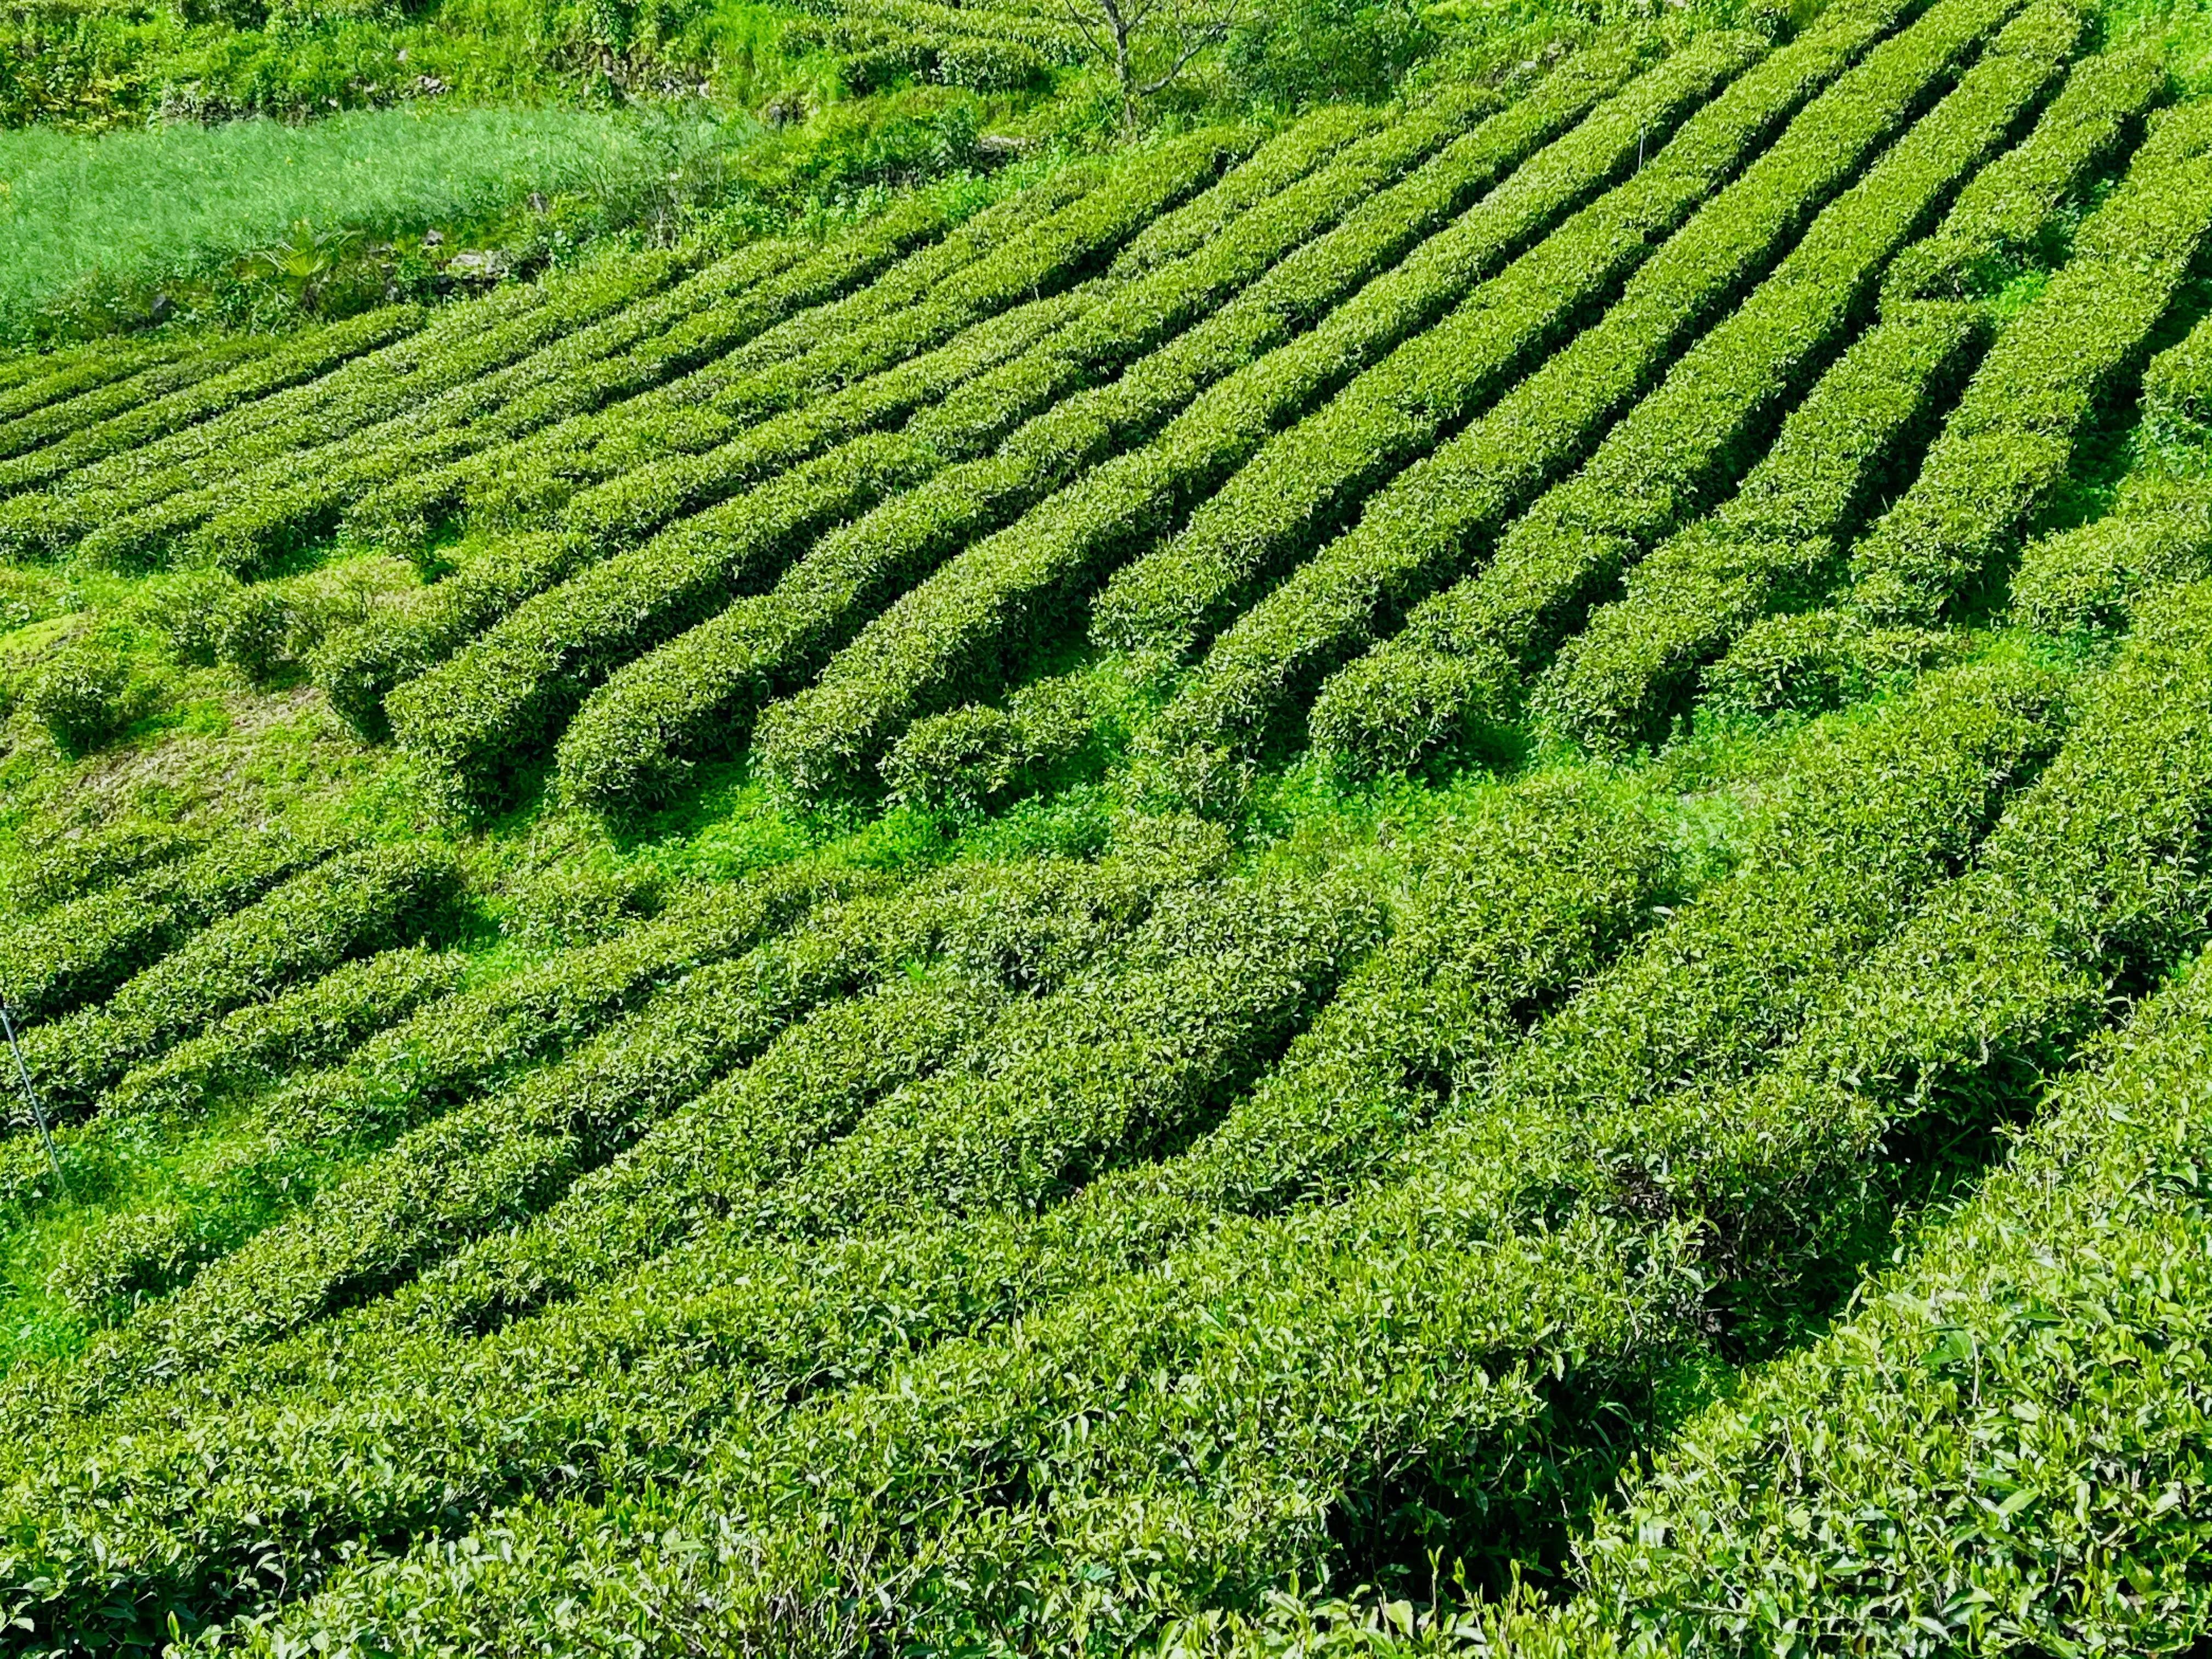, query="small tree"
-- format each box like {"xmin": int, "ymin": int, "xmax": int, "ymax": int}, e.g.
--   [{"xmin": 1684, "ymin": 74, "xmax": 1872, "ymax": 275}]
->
[{"xmin": 1060, "ymin": 0, "xmax": 1246, "ymax": 135}]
